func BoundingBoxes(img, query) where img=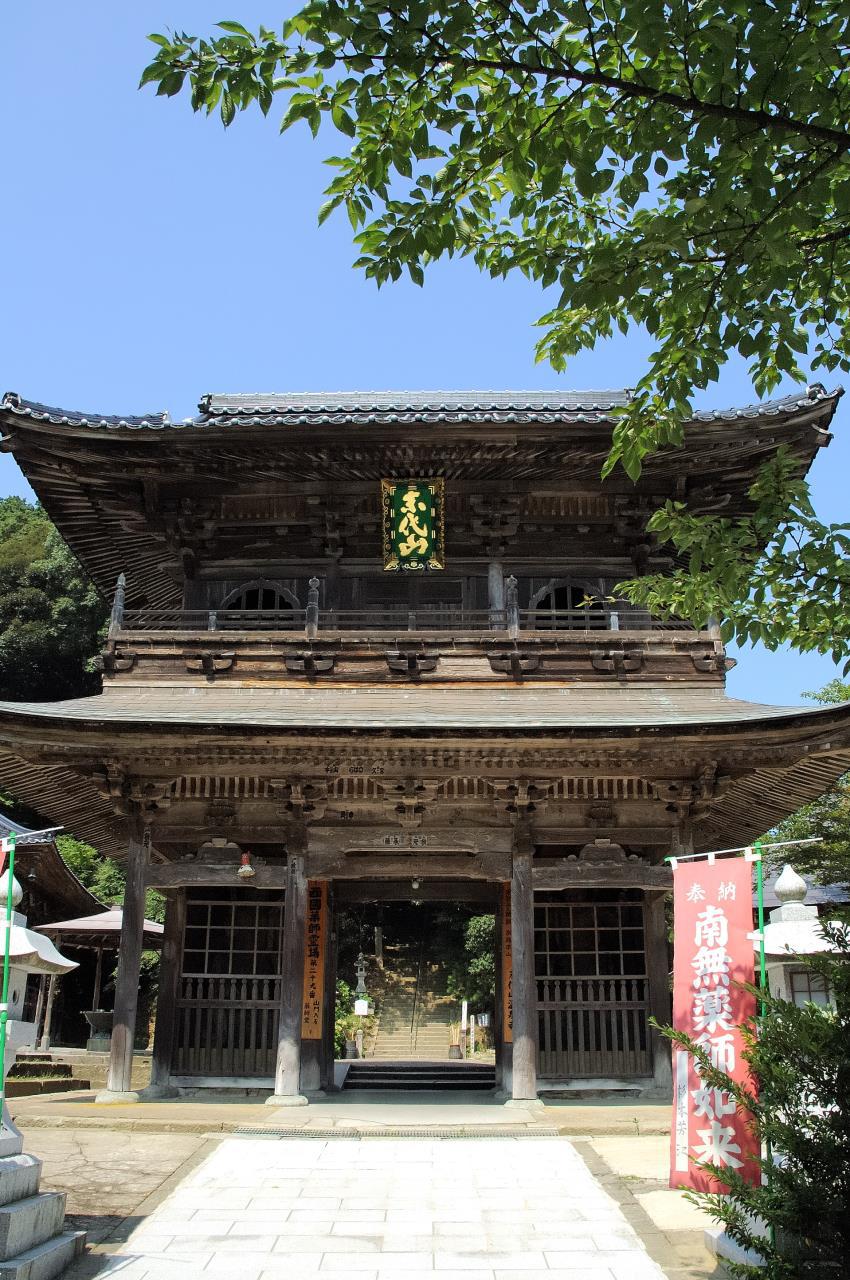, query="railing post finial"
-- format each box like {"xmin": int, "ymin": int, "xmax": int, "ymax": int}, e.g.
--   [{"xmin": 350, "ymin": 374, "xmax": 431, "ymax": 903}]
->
[
  {"xmin": 306, "ymin": 577, "xmax": 320, "ymax": 639},
  {"xmin": 109, "ymin": 572, "xmax": 126, "ymax": 636},
  {"xmin": 506, "ymin": 575, "xmax": 519, "ymax": 639}
]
